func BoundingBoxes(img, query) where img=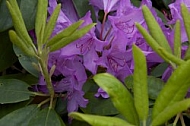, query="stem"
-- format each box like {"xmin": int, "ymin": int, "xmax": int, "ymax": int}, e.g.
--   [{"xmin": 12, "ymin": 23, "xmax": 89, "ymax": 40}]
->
[
  {"xmin": 180, "ymin": 114, "xmax": 186, "ymax": 126},
  {"xmin": 100, "ymin": 12, "xmax": 108, "ymax": 40},
  {"xmin": 32, "ymin": 92, "xmax": 50, "ymax": 97},
  {"xmin": 38, "ymin": 98, "xmax": 50, "ymax": 107},
  {"xmin": 173, "ymin": 113, "xmax": 180, "ymax": 126}
]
